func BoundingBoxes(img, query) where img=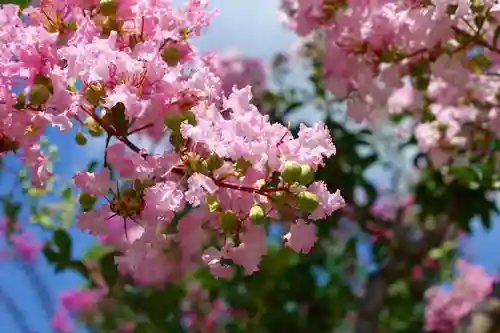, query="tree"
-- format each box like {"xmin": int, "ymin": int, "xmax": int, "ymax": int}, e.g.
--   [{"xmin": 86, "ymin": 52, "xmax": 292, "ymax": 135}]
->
[{"xmin": 0, "ymin": 0, "xmax": 500, "ymax": 333}]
